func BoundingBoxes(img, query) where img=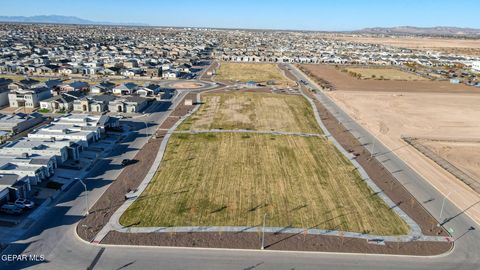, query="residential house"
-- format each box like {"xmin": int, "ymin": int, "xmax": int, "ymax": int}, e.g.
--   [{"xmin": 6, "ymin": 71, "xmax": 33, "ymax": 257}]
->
[
  {"xmin": 8, "ymin": 78, "xmax": 42, "ymax": 90},
  {"xmin": 162, "ymin": 70, "xmax": 179, "ymax": 79},
  {"xmin": 0, "ymin": 138, "xmax": 69, "ymax": 164},
  {"xmin": 0, "ymin": 174, "xmax": 30, "ymax": 204},
  {"xmin": 0, "ymin": 78, "xmax": 13, "ymax": 107},
  {"xmin": 73, "ymin": 95, "xmax": 116, "ymax": 113},
  {"xmin": 8, "ymin": 87, "xmax": 52, "ymax": 108},
  {"xmin": 0, "ymin": 113, "xmax": 44, "ymax": 134},
  {"xmin": 112, "ymin": 82, "xmax": 139, "ymax": 95},
  {"xmin": 136, "ymin": 84, "xmax": 161, "ymax": 97},
  {"xmin": 39, "ymin": 90, "xmax": 84, "ymax": 112},
  {"xmin": 60, "ymin": 81, "xmax": 90, "ymax": 92},
  {"xmin": 27, "ymin": 114, "xmax": 106, "ymax": 148},
  {"xmin": 158, "ymin": 88, "xmax": 176, "ymax": 100},
  {"xmin": 90, "ymin": 81, "xmax": 116, "ymax": 94},
  {"xmin": 0, "ymin": 155, "xmax": 57, "ymax": 185},
  {"xmin": 108, "ymin": 96, "xmax": 149, "ymax": 113}
]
